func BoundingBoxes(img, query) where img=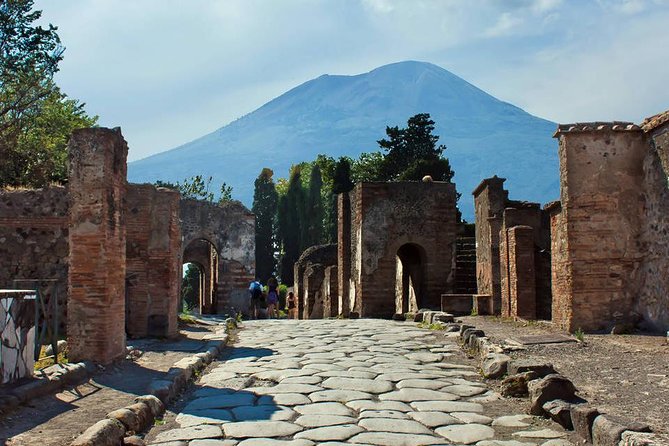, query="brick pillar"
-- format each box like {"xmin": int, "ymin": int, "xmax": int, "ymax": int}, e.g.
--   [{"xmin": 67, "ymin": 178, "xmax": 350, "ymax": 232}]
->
[
  {"xmin": 67, "ymin": 128, "xmax": 127, "ymax": 364},
  {"xmin": 324, "ymin": 265, "xmax": 338, "ymax": 318},
  {"xmin": 508, "ymin": 226, "xmax": 536, "ymax": 320},
  {"xmin": 337, "ymin": 193, "xmax": 351, "ymax": 317}
]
